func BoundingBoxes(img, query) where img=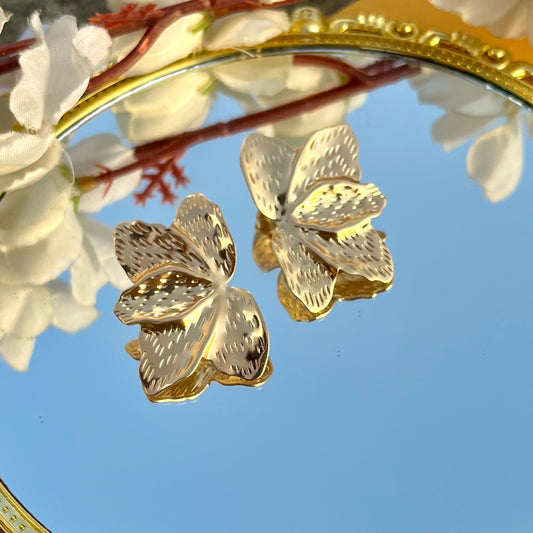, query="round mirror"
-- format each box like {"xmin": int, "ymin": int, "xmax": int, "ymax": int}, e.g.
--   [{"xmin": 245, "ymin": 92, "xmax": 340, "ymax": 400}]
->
[{"xmin": 1, "ymin": 2, "xmax": 533, "ymax": 531}]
